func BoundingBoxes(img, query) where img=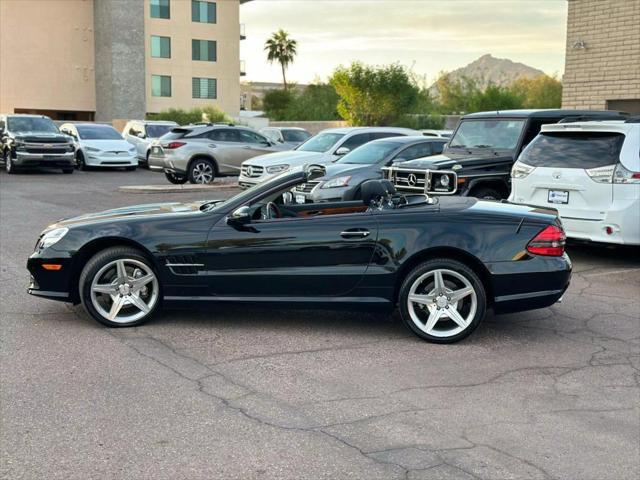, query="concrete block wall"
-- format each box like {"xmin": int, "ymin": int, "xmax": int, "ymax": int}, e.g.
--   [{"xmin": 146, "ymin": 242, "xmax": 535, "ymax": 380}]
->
[{"xmin": 562, "ymin": 0, "xmax": 640, "ymax": 111}]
